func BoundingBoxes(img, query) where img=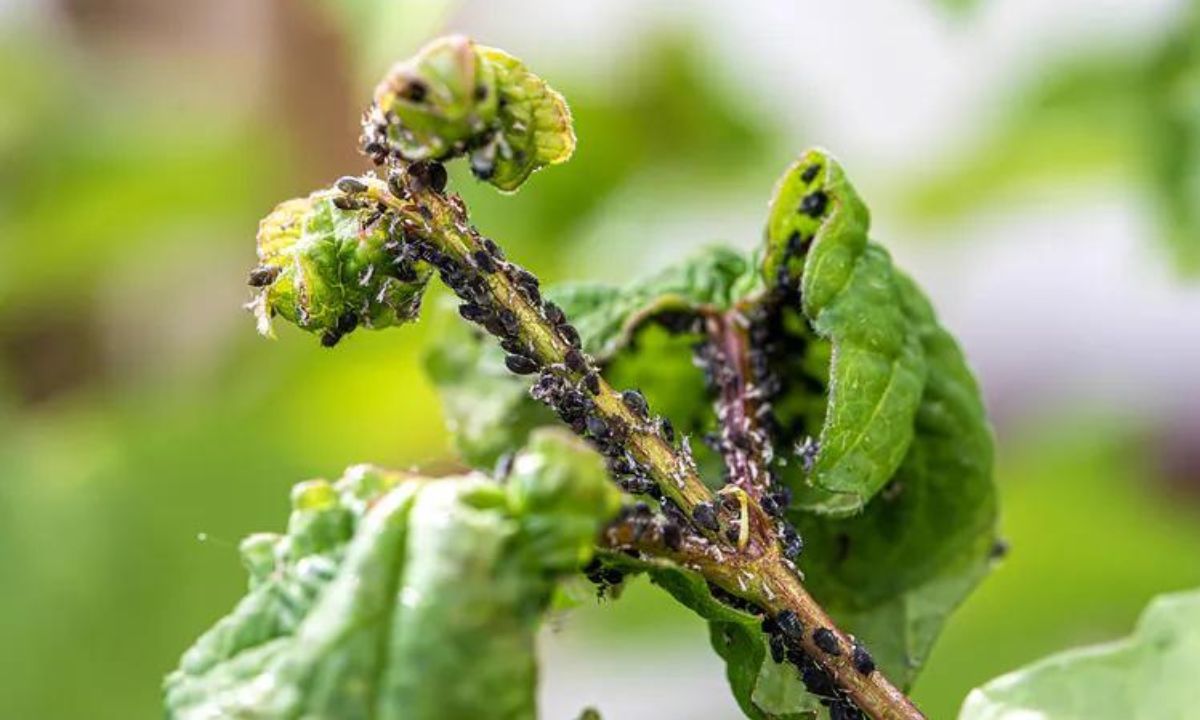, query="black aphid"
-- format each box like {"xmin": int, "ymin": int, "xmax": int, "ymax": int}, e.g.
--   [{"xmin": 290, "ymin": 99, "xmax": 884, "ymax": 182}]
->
[
  {"xmin": 620, "ymin": 389, "xmax": 649, "ymax": 419},
  {"xmin": 780, "ymin": 524, "xmax": 803, "ymax": 561},
  {"xmin": 248, "ymin": 265, "xmax": 279, "ymax": 287},
  {"xmin": 458, "ymin": 303, "xmax": 489, "ymax": 323},
  {"xmin": 812, "ymin": 627, "xmax": 842, "ymax": 656},
  {"xmin": 332, "ymin": 195, "xmax": 362, "ymax": 211},
  {"xmin": 393, "ymin": 262, "xmax": 419, "ymax": 283},
  {"xmin": 398, "ymin": 78, "xmax": 428, "ymax": 103},
  {"xmin": 801, "ymin": 163, "xmax": 821, "ymax": 183},
  {"xmin": 336, "ymin": 176, "xmax": 367, "ymax": 194},
  {"xmin": 543, "ymin": 301, "xmax": 565, "ymax": 326},
  {"xmin": 559, "ymin": 324, "xmax": 582, "ymax": 348},
  {"xmin": 565, "ymin": 348, "xmax": 588, "ymax": 373},
  {"xmin": 335, "ymin": 311, "xmax": 359, "ymax": 335},
  {"xmin": 585, "ymin": 415, "xmax": 609, "ymax": 439},
  {"xmin": 320, "ymin": 329, "xmax": 342, "ymax": 348},
  {"xmin": 658, "ymin": 417, "xmax": 675, "ymax": 443},
  {"xmin": 504, "ymin": 354, "xmax": 539, "ymax": 375},
  {"xmin": 800, "ymin": 190, "xmax": 828, "ymax": 218},
  {"xmin": 775, "ymin": 610, "xmax": 804, "ymax": 641},
  {"xmin": 498, "ymin": 309, "xmax": 520, "ymax": 335},
  {"xmin": 471, "ymin": 250, "xmax": 496, "ymax": 273},
  {"xmin": 483, "ymin": 237, "xmax": 505, "ymax": 261},
  {"xmin": 660, "ymin": 521, "xmax": 683, "ymax": 551},
  {"xmin": 768, "ymin": 633, "xmax": 787, "ymax": 664},
  {"xmin": 828, "ymin": 700, "xmax": 865, "ymax": 720},
  {"xmin": 692, "ymin": 501, "xmax": 719, "ymax": 532},
  {"xmin": 499, "ymin": 337, "xmax": 526, "ymax": 355},
  {"xmin": 851, "ymin": 641, "xmax": 875, "ymax": 675},
  {"xmin": 583, "ymin": 372, "xmax": 601, "ymax": 396}
]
